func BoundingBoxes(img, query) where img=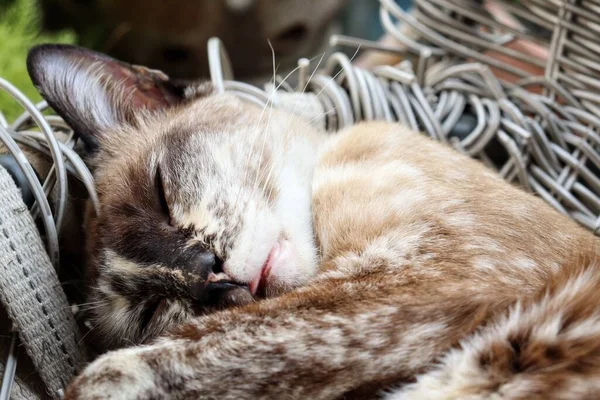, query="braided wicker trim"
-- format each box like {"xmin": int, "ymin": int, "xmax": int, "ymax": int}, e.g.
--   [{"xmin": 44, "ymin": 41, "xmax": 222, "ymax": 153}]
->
[{"xmin": 0, "ymin": 167, "xmax": 85, "ymax": 398}]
